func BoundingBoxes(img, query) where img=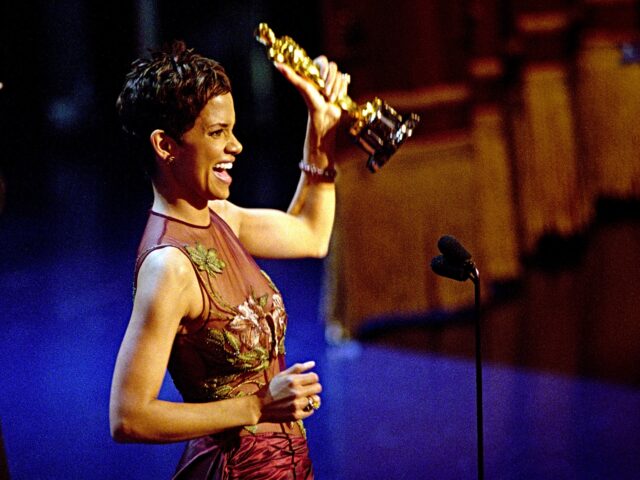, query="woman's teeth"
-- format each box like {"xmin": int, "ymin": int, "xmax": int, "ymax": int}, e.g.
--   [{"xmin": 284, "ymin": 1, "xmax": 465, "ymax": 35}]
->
[{"xmin": 214, "ymin": 162, "xmax": 233, "ymax": 172}]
